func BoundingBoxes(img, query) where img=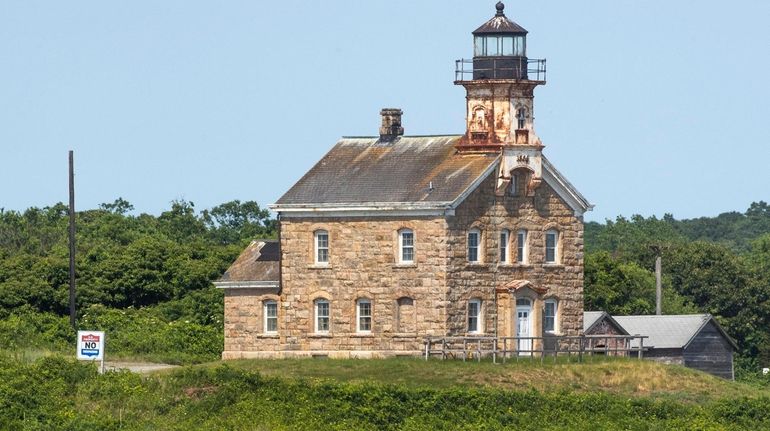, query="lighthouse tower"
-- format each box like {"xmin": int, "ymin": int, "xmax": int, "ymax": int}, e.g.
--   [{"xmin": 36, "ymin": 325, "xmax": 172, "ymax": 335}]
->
[{"xmin": 455, "ymin": 1, "xmax": 548, "ymax": 195}]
